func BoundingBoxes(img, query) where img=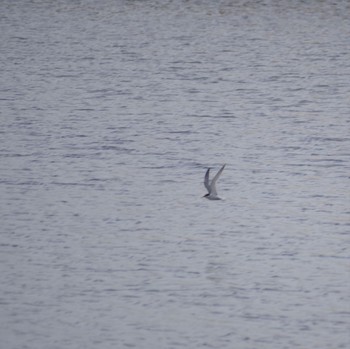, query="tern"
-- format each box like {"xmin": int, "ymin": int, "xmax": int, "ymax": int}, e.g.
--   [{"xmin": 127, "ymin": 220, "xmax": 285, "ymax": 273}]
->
[{"xmin": 203, "ymin": 164, "xmax": 226, "ymax": 200}]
